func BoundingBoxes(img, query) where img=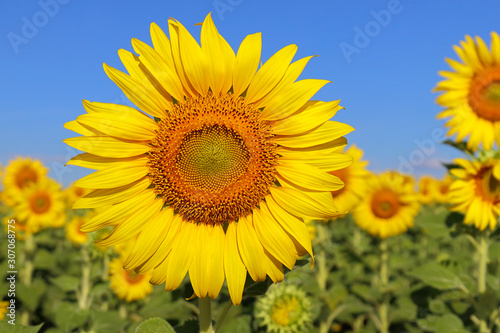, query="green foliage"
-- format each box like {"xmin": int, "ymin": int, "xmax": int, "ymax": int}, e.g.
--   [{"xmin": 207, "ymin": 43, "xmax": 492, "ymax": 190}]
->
[{"xmin": 135, "ymin": 317, "xmax": 176, "ymax": 333}]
